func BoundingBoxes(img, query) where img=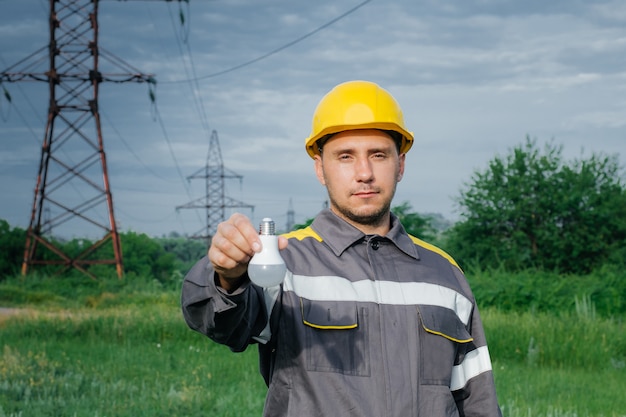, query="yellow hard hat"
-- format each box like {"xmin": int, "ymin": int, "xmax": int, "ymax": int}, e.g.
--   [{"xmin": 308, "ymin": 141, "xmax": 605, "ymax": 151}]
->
[{"xmin": 305, "ymin": 80, "xmax": 414, "ymax": 158}]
